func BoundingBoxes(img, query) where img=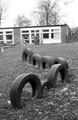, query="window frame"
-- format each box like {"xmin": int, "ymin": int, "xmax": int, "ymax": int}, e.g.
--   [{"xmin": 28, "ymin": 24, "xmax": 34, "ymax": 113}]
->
[{"xmin": 42, "ymin": 29, "xmax": 49, "ymax": 39}]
